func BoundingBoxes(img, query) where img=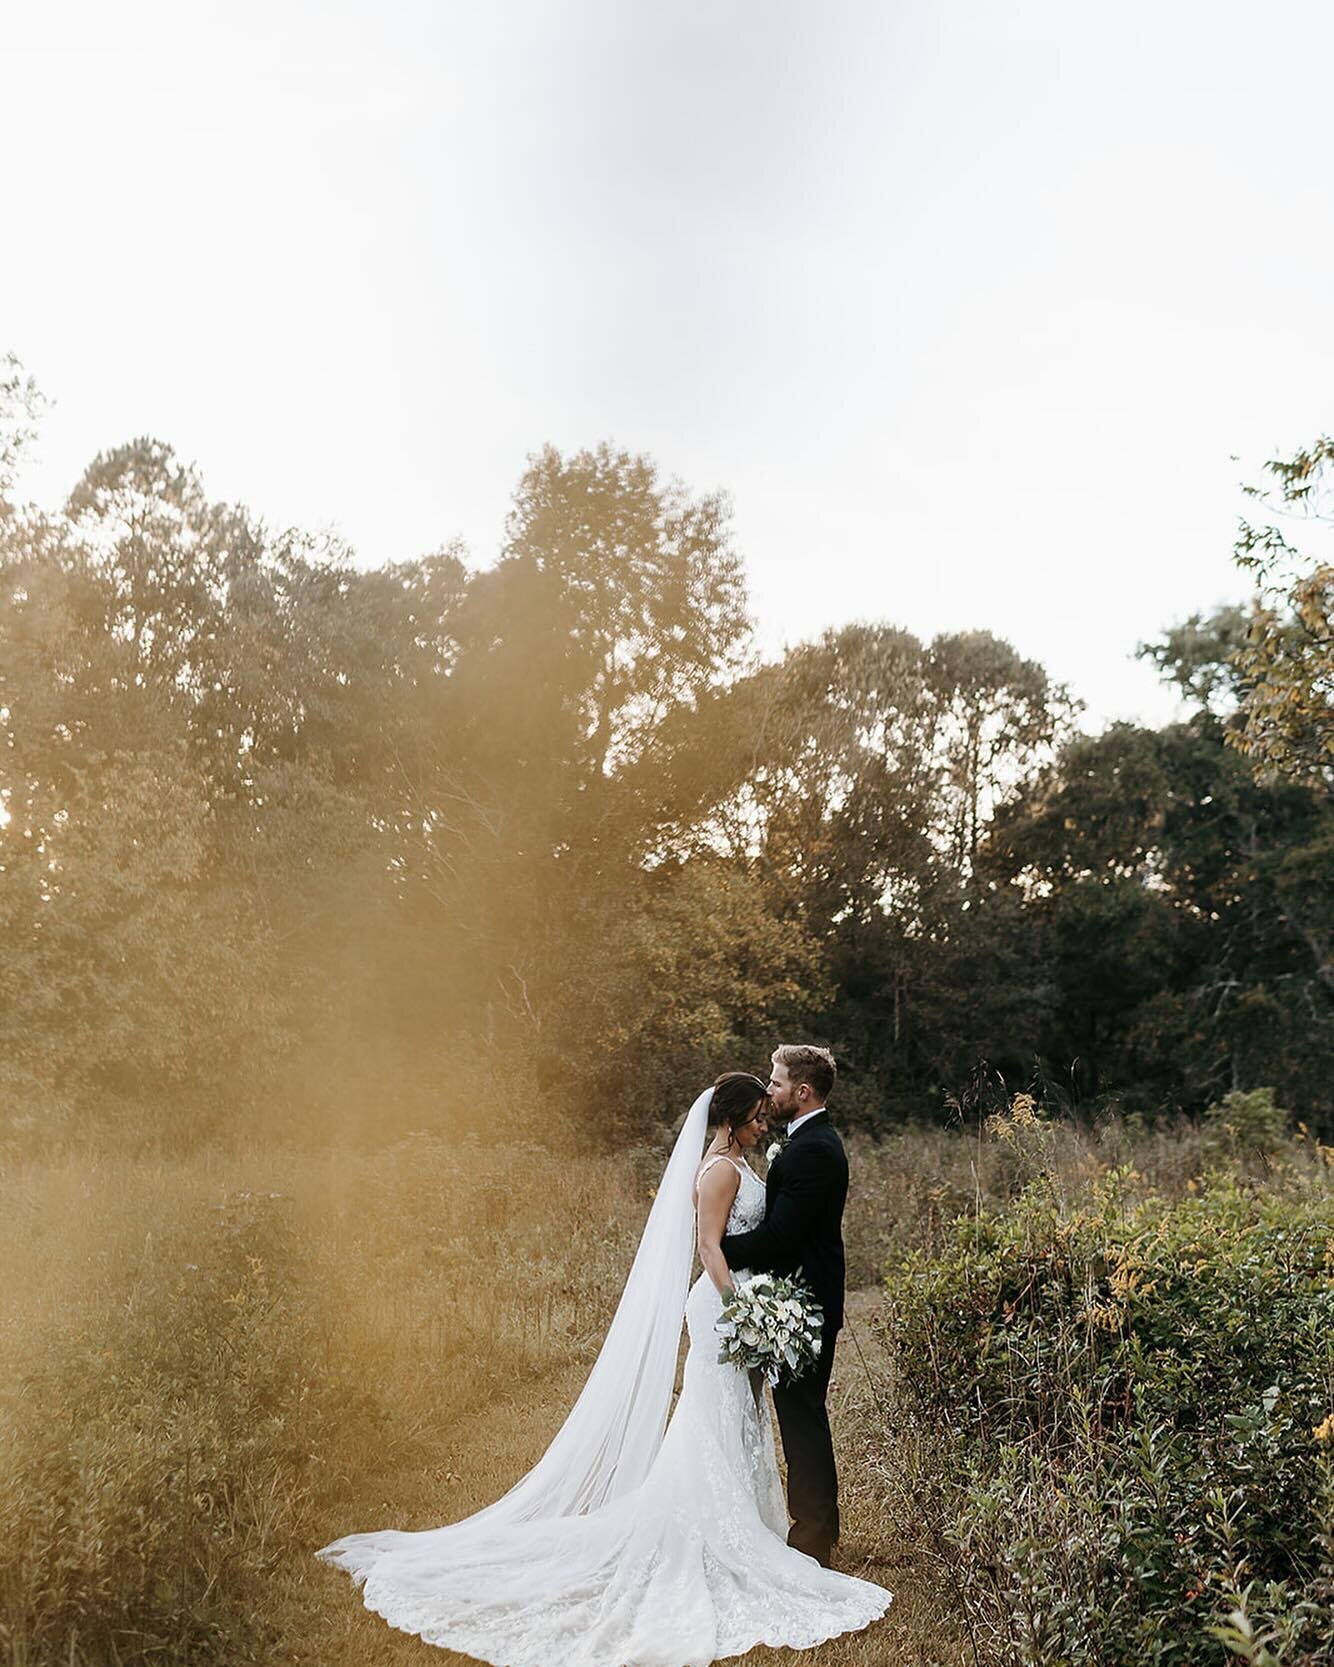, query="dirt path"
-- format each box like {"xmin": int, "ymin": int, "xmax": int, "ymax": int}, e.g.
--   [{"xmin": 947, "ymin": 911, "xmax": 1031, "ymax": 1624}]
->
[{"xmin": 287, "ymin": 1289, "xmax": 971, "ymax": 1667}]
